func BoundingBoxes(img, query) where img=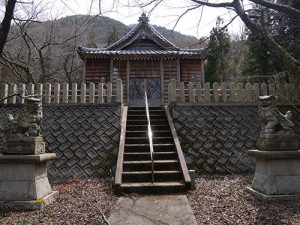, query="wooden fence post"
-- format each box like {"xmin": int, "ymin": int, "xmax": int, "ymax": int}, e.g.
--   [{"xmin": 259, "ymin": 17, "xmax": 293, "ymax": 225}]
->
[
  {"xmin": 98, "ymin": 83, "xmax": 104, "ymax": 103},
  {"xmin": 45, "ymin": 83, "xmax": 51, "ymax": 104},
  {"xmin": 8, "ymin": 84, "xmax": 17, "ymax": 104},
  {"xmin": 253, "ymin": 83, "xmax": 260, "ymax": 102},
  {"xmin": 63, "ymin": 83, "xmax": 69, "ymax": 103},
  {"xmin": 204, "ymin": 83, "xmax": 210, "ymax": 103},
  {"xmin": 54, "ymin": 83, "xmax": 60, "ymax": 103},
  {"xmin": 89, "ymin": 83, "xmax": 95, "ymax": 103},
  {"xmin": 18, "ymin": 83, "xmax": 26, "ymax": 104},
  {"xmin": 188, "ymin": 82, "xmax": 195, "ymax": 103},
  {"xmin": 168, "ymin": 79, "xmax": 177, "ymax": 103},
  {"xmin": 107, "ymin": 82, "xmax": 112, "ymax": 103},
  {"xmin": 36, "ymin": 83, "xmax": 43, "ymax": 100},
  {"xmin": 229, "ymin": 82, "xmax": 236, "ymax": 102},
  {"xmin": 28, "ymin": 83, "xmax": 34, "ymax": 97},
  {"xmin": 71, "ymin": 83, "xmax": 77, "ymax": 103},
  {"xmin": 81, "ymin": 83, "xmax": 86, "ymax": 103},
  {"xmin": 180, "ymin": 82, "xmax": 185, "ymax": 103},
  {"xmin": 196, "ymin": 82, "xmax": 202, "ymax": 102},
  {"xmin": 213, "ymin": 82, "xmax": 219, "ymax": 102},
  {"xmin": 221, "ymin": 82, "xmax": 227, "ymax": 103},
  {"xmin": 116, "ymin": 79, "xmax": 123, "ymax": 103},
  {"xmin": 245, "ymin": 83, "xmax": 252, "ymax": 102}
]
